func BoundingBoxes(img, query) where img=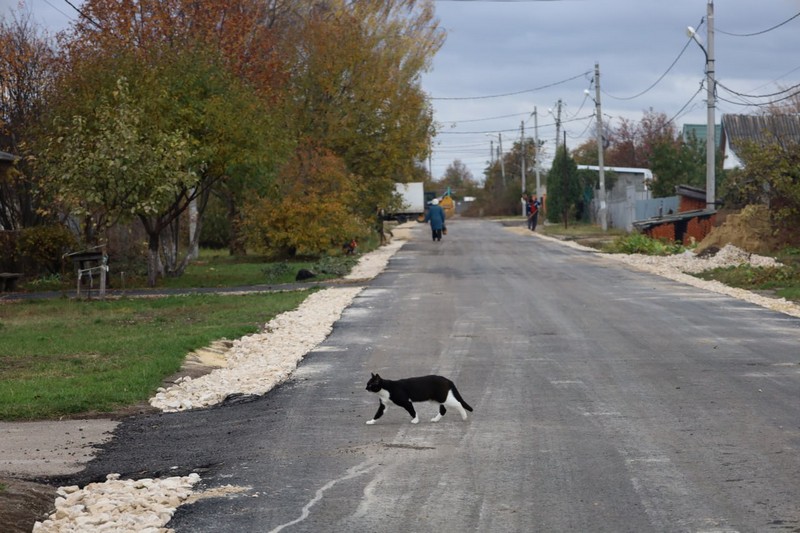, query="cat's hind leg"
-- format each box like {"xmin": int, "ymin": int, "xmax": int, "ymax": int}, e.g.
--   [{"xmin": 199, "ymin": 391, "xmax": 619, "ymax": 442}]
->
[
  {"xmin": 397, "ymin": 398, "xmax": 419, "ymax": 424},
  {"xmin": 431, "ymin": 404, "xmax": 446, "ymax": 423},
  {"xmin": 445, "ymin": 390, "xmax": 469, "ymax": 420}
]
